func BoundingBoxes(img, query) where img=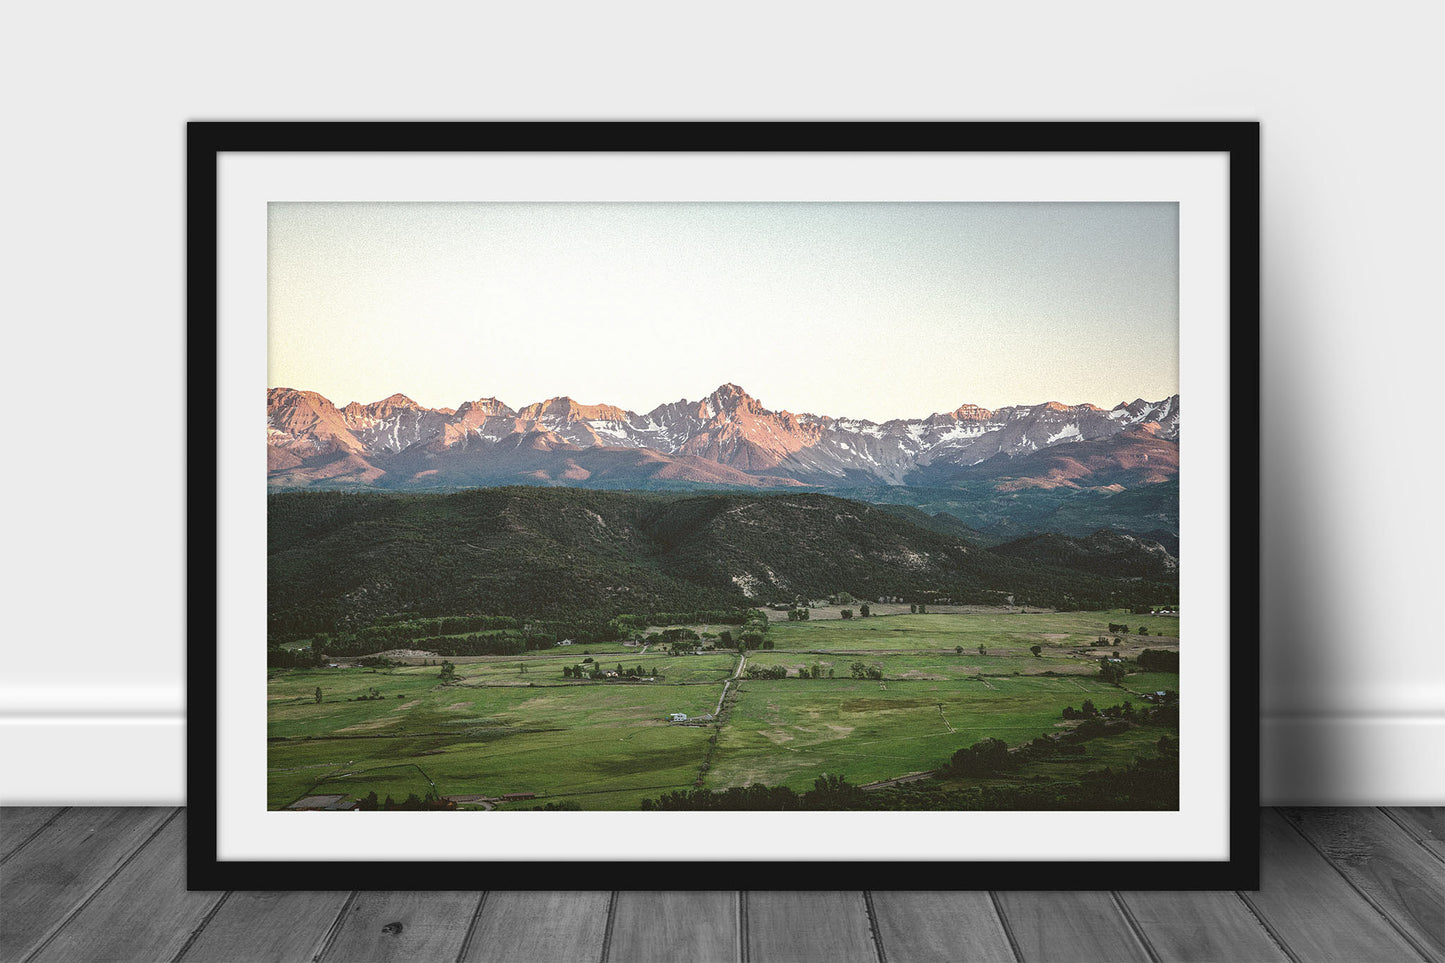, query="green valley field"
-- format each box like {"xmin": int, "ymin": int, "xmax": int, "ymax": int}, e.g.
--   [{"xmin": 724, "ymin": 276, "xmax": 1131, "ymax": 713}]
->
[{"xmin": 268, "ymin": 610, "xmax": 1179, "ymax": 811}]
